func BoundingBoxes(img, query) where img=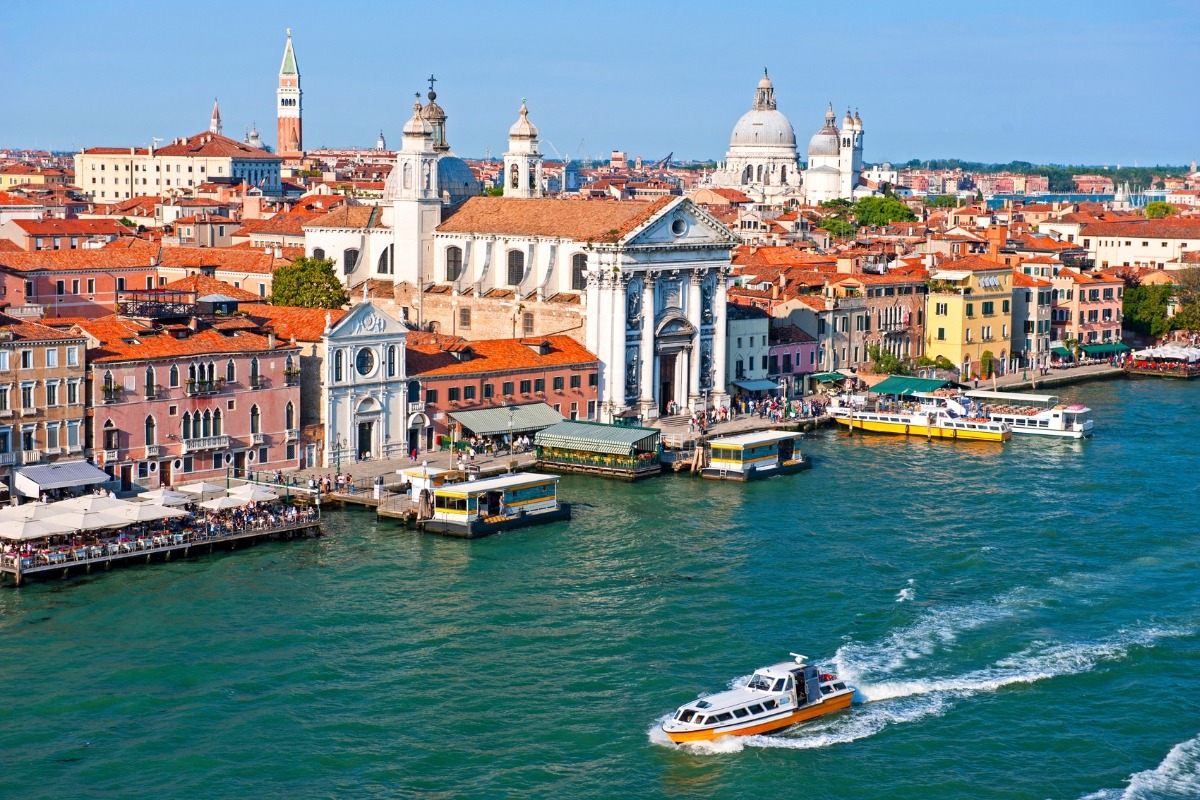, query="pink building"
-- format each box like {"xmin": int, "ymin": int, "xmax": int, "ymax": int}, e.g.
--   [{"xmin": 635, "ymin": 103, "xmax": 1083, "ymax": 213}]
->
[
  {"xmin": 1050, "ymin": 269, "xmax": 1124, "ymax": 349},
  {"xmin": 70, "ymin": 293, "xmax": 301, "ymax": 491},
  {"xmin": 0, "ymin": 241, "xmax": 161, "ymax": 319}
]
